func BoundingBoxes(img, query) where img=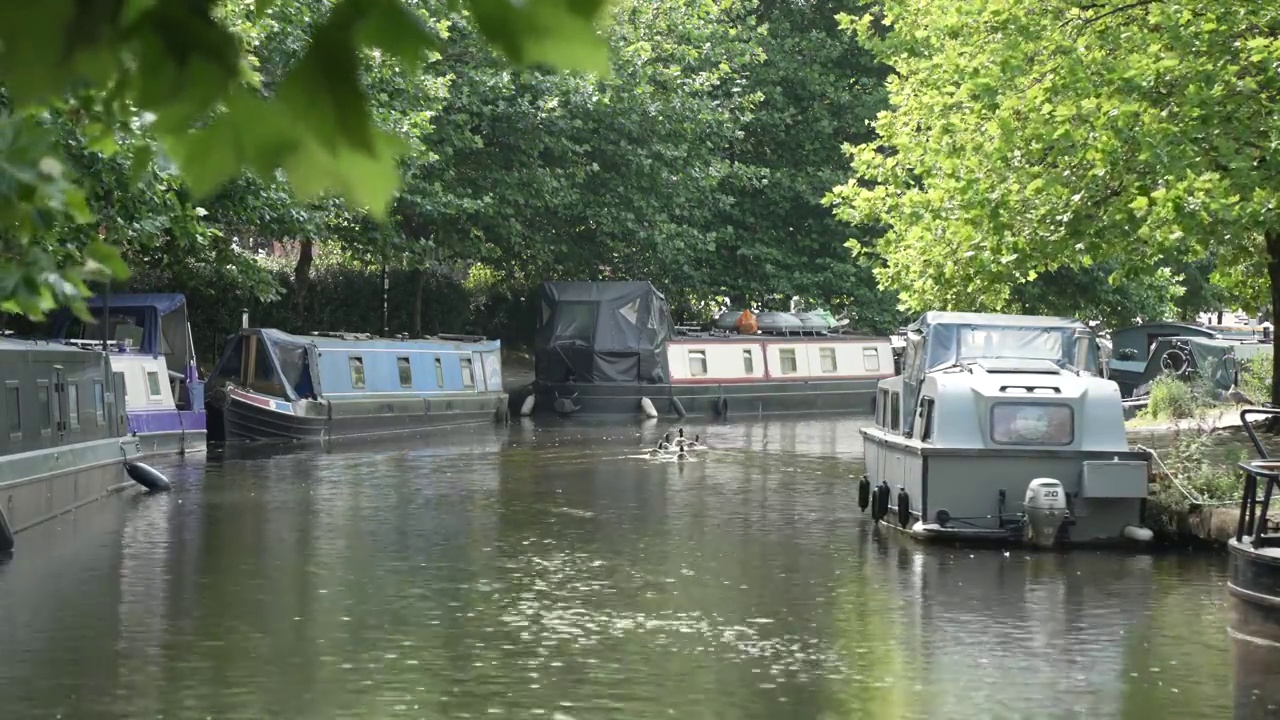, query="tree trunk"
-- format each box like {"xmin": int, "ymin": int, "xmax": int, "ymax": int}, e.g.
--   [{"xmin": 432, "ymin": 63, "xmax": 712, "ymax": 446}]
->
[
  {"xmin": 294, "ymin": 239, "xmax": 314, "ymax": 315},
  {"xmin": 412, "ymin": 269, "xmax": 426, "ymax": 338},
  {"xmin": 1267, "ymin": 229, "xmax": 1280, "ymax": 406}
]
